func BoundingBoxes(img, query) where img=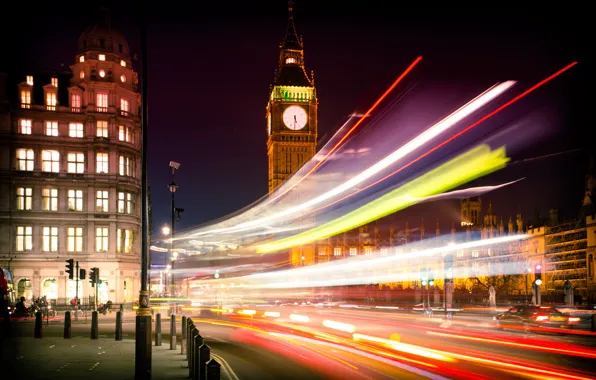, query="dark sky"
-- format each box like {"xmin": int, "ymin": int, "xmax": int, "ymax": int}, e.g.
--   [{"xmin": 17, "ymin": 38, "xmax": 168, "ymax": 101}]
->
[{"xmin": 3, "ymin": 2, "xmax": 591, "ymax": 235}]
